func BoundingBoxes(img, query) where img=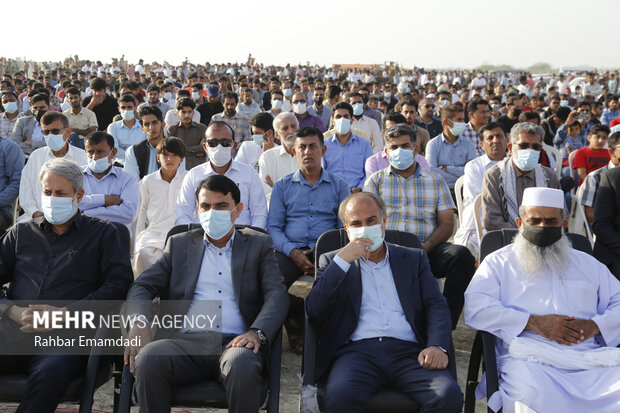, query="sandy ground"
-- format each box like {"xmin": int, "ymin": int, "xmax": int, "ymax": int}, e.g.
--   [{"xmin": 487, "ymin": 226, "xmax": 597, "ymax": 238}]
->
[{"xmin": 50, "ymin": 313, "xmax": 486, "ymax": 413}]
